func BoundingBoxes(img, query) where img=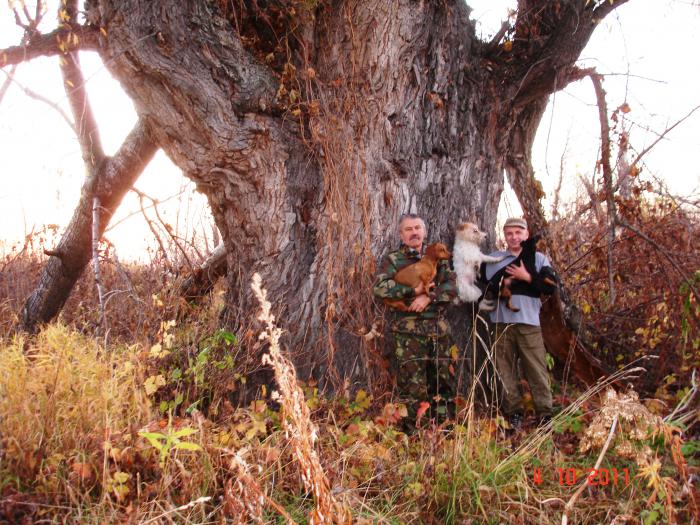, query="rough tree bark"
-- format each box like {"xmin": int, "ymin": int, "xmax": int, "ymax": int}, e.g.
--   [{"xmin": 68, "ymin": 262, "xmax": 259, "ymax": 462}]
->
[{"xmin": 9, "ymin": 0, "xmax": 627, "ymax": 386}]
